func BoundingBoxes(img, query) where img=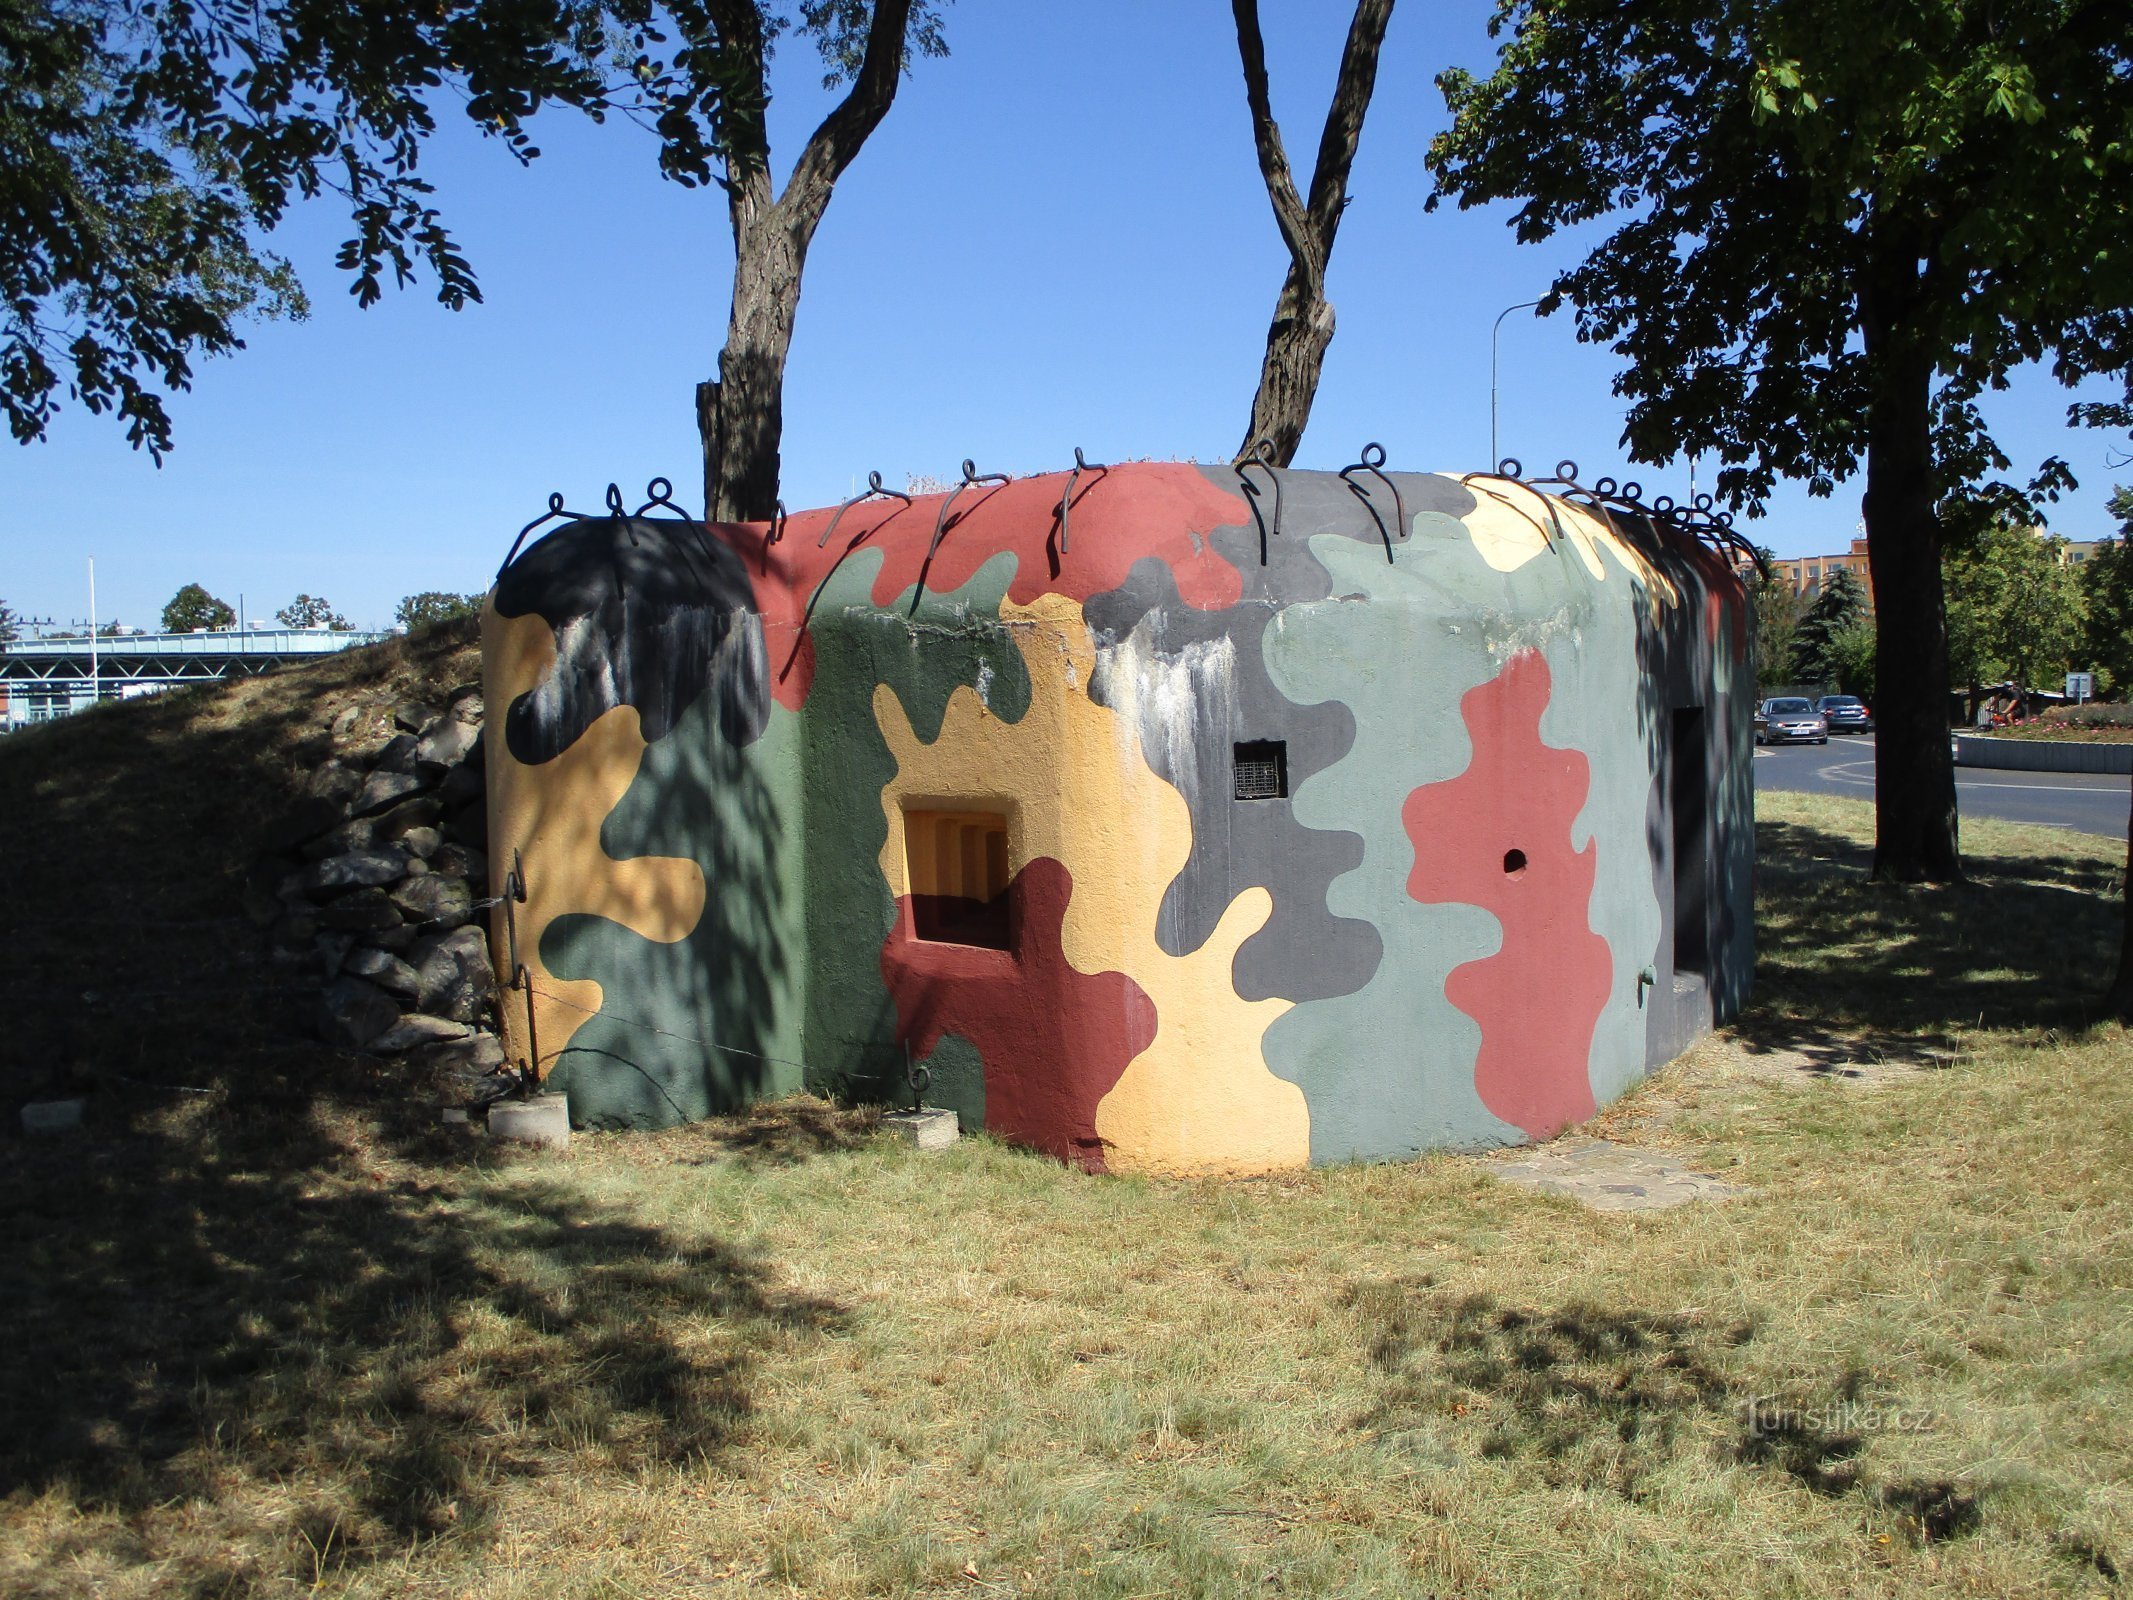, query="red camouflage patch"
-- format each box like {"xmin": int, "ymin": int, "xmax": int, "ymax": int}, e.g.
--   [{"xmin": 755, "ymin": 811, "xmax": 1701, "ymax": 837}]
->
[
  {"xmin": 881, "ymin": 856, "xmax": 1155, "ymax": 1172},
  {"xmin": 1402, "ymin": 650, "xmax": 1610, "ymax": 1139}
]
